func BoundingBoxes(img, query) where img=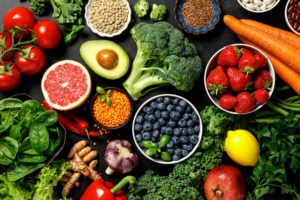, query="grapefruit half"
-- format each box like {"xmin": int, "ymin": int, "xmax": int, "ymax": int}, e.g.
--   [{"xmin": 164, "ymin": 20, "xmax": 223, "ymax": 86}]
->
[{"xmin": 41, "ymin": 60, "xmax": 91, "ymax": 111}]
